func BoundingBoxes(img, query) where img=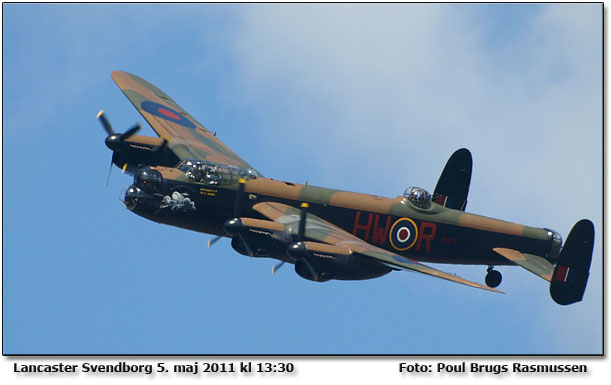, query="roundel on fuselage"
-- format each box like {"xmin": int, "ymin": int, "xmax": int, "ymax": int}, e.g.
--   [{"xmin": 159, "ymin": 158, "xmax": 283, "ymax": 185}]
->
[
  {"xmin": 140, "ymin": 101, "xmax": 196, "ymax": 129},
  {"xmin": 389, "ymin": 217, "xmax": 418, "ymax": 251}
]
